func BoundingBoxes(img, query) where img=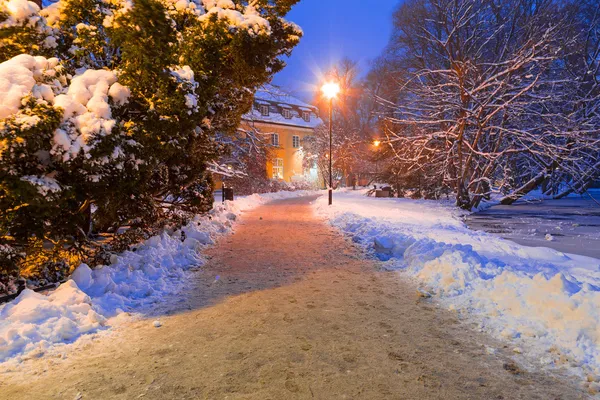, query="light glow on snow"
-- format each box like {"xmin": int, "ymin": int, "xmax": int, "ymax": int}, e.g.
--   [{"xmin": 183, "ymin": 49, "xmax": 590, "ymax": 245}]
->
[
  {"xmin": 0, "ymin": 190, "xmax": 317, "ymax": 364},
  {"xmin": 314, "ymin": 190, "xmax": 600, "ymax": 380}
]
